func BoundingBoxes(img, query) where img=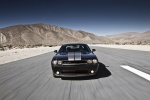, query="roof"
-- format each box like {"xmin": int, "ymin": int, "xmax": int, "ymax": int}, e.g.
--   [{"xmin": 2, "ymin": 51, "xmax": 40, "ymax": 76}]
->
[{"xmin": 62, "ymin": 43, "xmax": 87, "ymax": 46}]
